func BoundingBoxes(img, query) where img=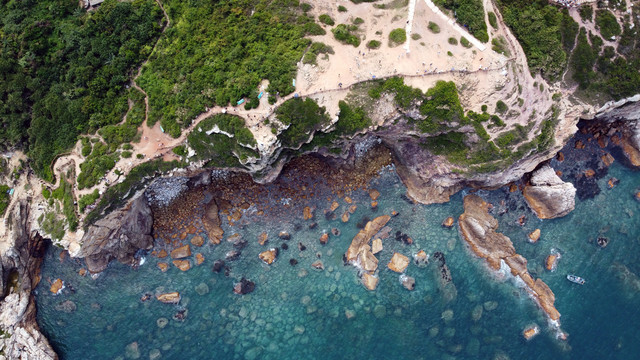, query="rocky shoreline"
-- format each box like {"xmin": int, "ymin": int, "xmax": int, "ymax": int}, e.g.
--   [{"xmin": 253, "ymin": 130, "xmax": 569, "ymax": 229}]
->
[{"xmin": 3, "ymin": 94, "xmax": 640, "ymax": 357}]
